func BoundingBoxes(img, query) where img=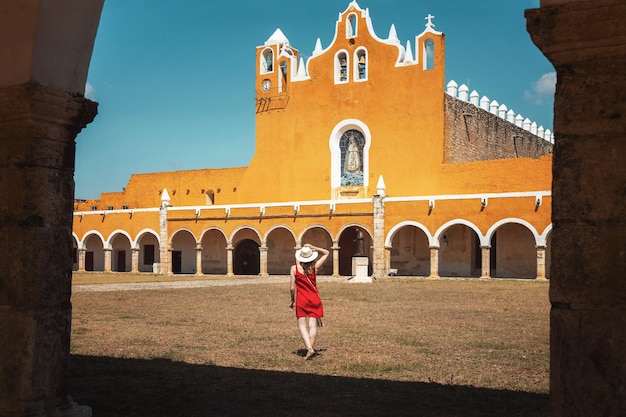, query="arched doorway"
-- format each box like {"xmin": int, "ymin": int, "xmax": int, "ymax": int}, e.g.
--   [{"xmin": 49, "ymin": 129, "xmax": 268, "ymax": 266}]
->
[
  {"xmin": 338, "ymin": 226, "xmax": 371, "ymax": 276},
  {"xmin": 170, "ymin": 230, "xmax": 196, "ymax": 274},
  {"xmin": 438, "ymin": 224, "xmax": 481, "ymax": 278},
  {"xmin": 266, "ymin": 227, "xmax": 296, "ymax": 275},
  {"xmin": 200, "ymin": 229, "xmax": 227, "ymax": 275},
  {"xmin": 490, "ymin": 223, "xmax": 537, "ymax": 278},
  {"xmin": 234, "ymin": 239, "xmax": 260, "ymax": 275},
  {"xmin": 389, "ymin": 225, "xmax": 430, "ymax": 276}
]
